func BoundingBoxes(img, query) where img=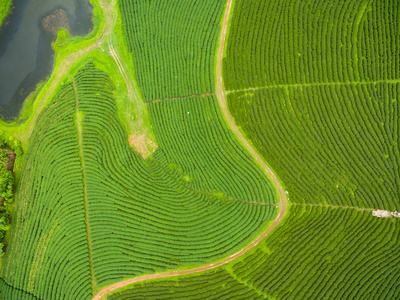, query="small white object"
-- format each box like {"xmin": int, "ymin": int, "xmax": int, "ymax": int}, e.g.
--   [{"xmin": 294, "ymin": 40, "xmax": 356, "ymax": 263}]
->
[
  {"xmin": 187, "ymin": 112, "xmax": 190, "ymax": 114},
  {"xmin": 372, "ymin": 210, "xmax": 392, "ymax": 218}
]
